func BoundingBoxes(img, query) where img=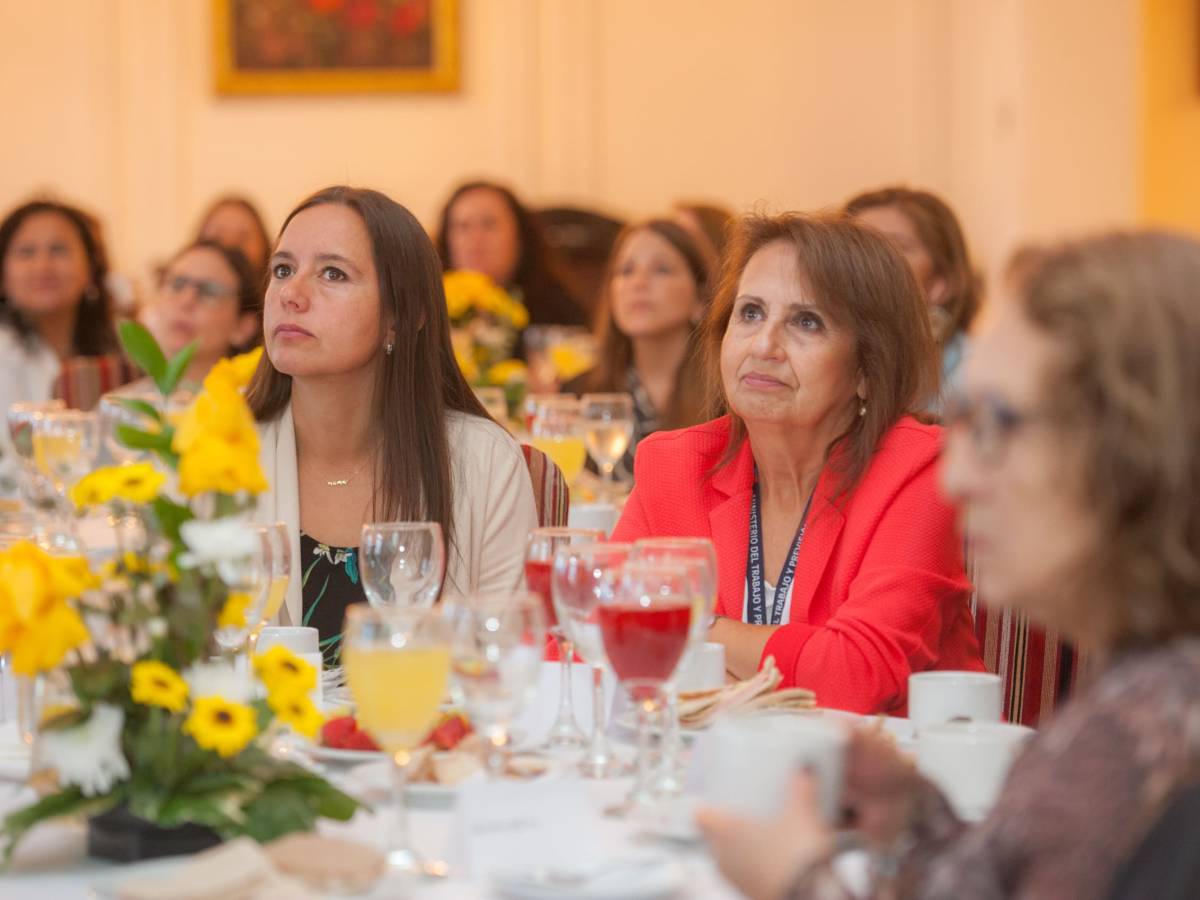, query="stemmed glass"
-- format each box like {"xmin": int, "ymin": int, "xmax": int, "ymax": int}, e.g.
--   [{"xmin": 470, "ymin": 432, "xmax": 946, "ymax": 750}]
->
[
  {"xmin": 597, "ymin": 559, "xmax": 696, "ymax": 814},
  {"xmin": 360, "ymin": 522, "xmax": 445, "ymax": 609},
  {"xmin": 342, "ymin": 605, "xmax": 451, "ymax": 878},
  {"xmin": 525, "ymin": 526, "xmax": 604, "ymax": 751},
  {"xmin": 31, "ymin": 409, "xmax": 99, "ymax": 553},
  {"xmin": 529, "ymin": 396, "xmax": 587, "ymax": 486},
  {"xmin": 213, "ymin": 525, "xmax": 273, "ymax": 658},
  {"xmin": 552, "ymin": 541, "xmax": 632, "ymax": 778},
  {"xmin": 248, "ymin": 523, "xmax": 292, "ymax": 652},
  {"xmin": 446, "ymin": 591, "xmax": 545, "ymax": 776},
  {"xmin": 633, "ymin": 537, "xmax": 718, "ymax": 796},
  {"xmin": 6, "ymin": 400, "xmax": 65, "ymax": 543},
  {"xmin": 98, "ymin": 392, "xmax": 160, "ymax": 465},
  {"xmin": 580, "ymin": 393, "xmax": 634, "ymax": 493}
]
